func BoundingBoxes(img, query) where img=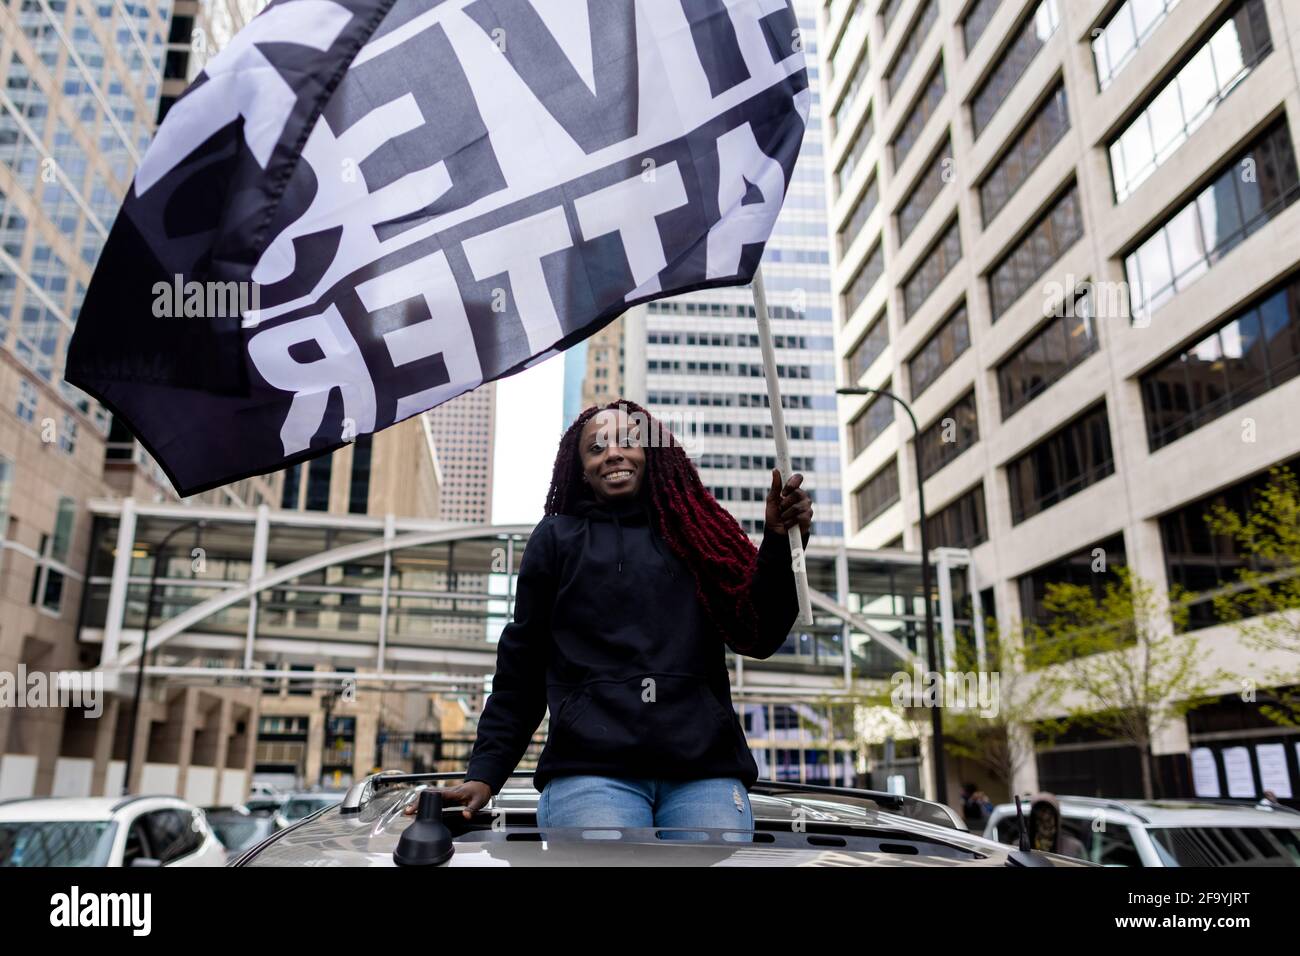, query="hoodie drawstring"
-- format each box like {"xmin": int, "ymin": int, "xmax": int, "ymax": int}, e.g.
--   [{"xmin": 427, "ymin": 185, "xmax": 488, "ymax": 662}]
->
[
  {"xmin": 577, "ymin": 501, "xmax": 655, "ymax": 576},
  {"xmin": 612, "ymin": 510, "xmax": 624, "ymax": 573}
]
